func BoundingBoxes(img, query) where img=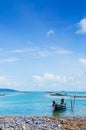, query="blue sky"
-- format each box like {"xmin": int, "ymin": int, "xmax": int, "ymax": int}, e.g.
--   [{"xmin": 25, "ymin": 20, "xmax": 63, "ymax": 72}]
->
[{"xmin": 0, "ymin": 0, "xmax": 86, "ymax": 91}]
